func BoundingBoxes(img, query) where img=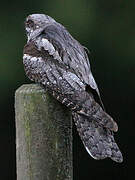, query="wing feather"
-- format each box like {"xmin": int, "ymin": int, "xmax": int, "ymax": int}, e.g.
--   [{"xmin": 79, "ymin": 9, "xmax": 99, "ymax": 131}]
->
[{"xmin": 38, "ymin": 24, "xmax": 104, "ymax": 107}]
